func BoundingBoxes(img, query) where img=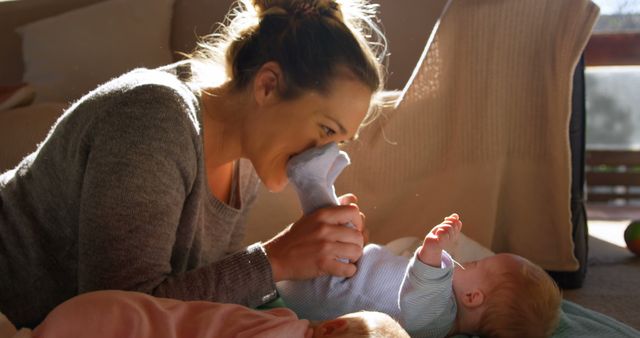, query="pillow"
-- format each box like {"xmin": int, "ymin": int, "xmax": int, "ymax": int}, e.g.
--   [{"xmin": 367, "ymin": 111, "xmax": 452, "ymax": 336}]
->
[{"xmin": 17, "ymin": 0, "xmax": 175, "ymax": 103}]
